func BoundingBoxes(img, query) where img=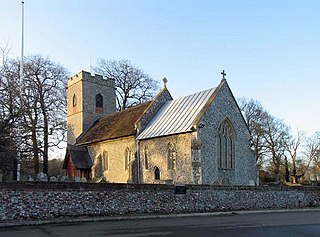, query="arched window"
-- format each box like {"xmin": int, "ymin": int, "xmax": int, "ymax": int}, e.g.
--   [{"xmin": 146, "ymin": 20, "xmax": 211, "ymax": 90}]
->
[
  {"xmin": 154, "ymin": 167, "xmax": 160, "ymax": 180},
  {"xmin": 125, "ymin": 147, "xmax": 131, "ymax": 171},
  {"xmin": 218, "ymin": 118, "xmax": 235, "ymax": 169},
  {"xmin": 94, "ymin": 154, "xmax": 103, "ymax": 178},
  {"xmin": 167, "ymin": 143, "xmax": 176, "ymax": 170},
  {"xmin": 95, "ymin": 93, "xmax": 103, "ymax": 113},
  {"xmin": 72, "ymin": 94, "xmax": 77, "ymax": 113},
  {"xmin": 144, "ymin": 146, "xmax": 149, "ymax": 170},
  {"xmin": 103, "ymin": 151, "xmax": 108, "ymax": 171},
  {"xmin": 72, "ymin": 94, "xmax": 77, "ymax": 107}
]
